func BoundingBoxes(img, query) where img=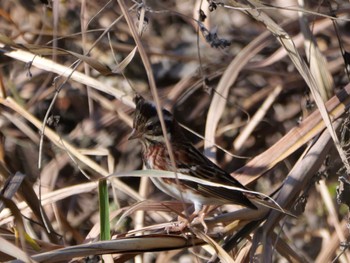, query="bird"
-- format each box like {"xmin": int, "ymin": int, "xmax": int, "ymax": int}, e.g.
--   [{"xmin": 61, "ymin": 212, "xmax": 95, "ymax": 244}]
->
[{"xmin": 128, "ymin": 95, "xmax": 289, "ymax": 223}]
